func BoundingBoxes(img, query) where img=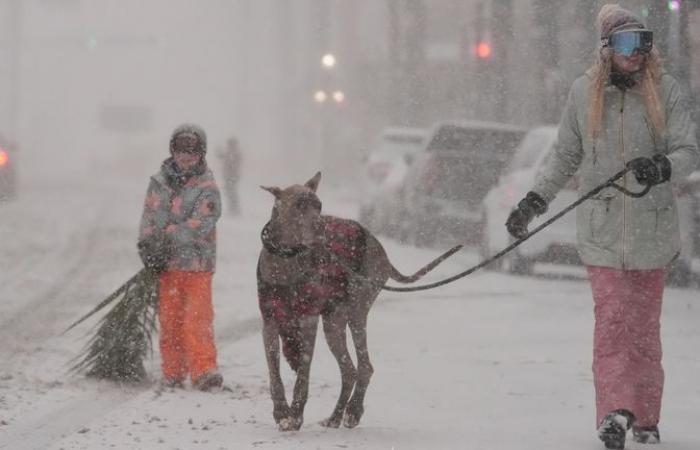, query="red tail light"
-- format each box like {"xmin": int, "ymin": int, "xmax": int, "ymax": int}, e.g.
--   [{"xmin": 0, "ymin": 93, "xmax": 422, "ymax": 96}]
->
[{"xmin": 0, "ymin": 149, "xmax": 8, "ymax": 167}]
